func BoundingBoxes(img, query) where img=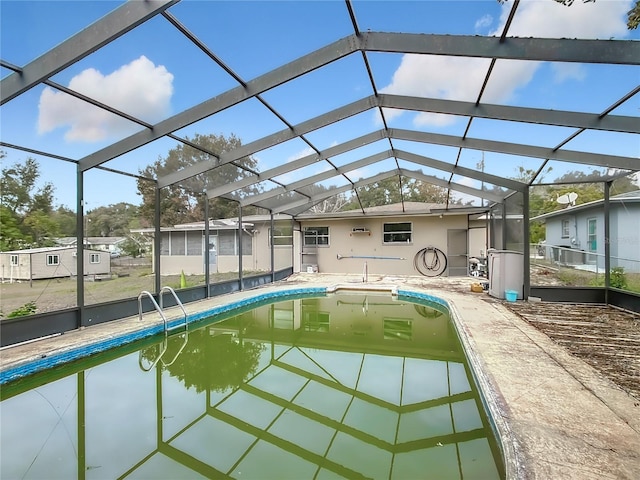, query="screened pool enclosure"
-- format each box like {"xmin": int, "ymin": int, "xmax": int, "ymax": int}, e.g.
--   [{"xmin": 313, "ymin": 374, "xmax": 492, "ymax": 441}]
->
[{"xmin": 1, "ymin": 0, "xmax": 638, "ymax": 345}]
